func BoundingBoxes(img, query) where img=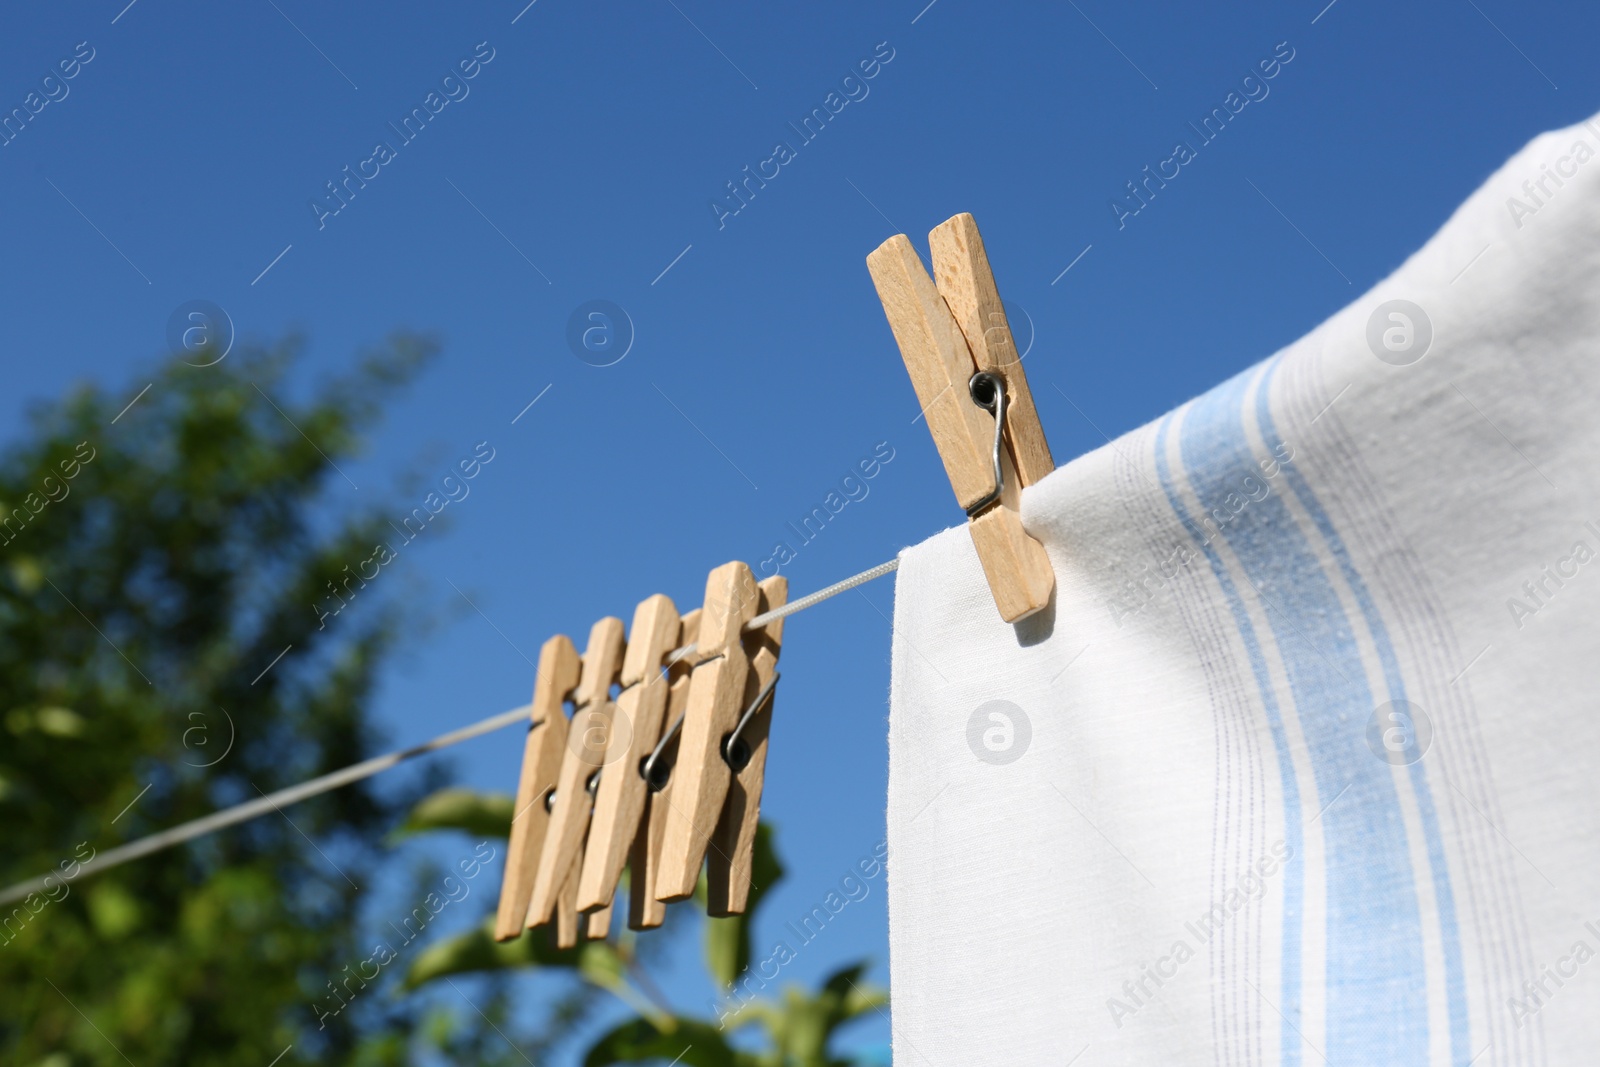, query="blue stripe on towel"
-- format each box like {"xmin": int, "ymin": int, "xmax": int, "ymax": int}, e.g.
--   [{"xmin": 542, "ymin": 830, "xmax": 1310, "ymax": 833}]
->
[
  {"xmin": 1255, "ymin": 357, "xmax": 1468, "ymax": 1065},
  {"xmin": 1160, "ymin": 366, "xmax": 1430, "ymax": 1065}
]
